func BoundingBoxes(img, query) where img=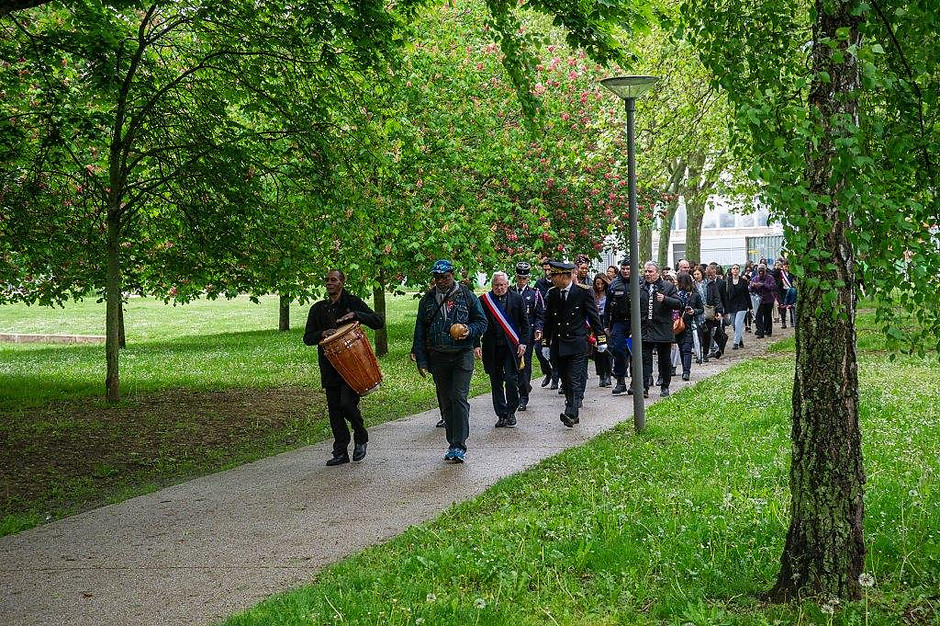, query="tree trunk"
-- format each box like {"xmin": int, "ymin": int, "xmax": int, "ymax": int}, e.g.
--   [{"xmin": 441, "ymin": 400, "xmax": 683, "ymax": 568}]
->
[
  {"xmin": 657, "ymin": 201, "xmax": 677, "ymax": 268},
  {"xmin": 767, "ymin": 0, "xmax": 865, "ymax": 602},
  {"xmin": 685, "ymin": 197, "xmax": 706, "ymax": 265},
  {"xmin": 105, "ymin": 208, "xmax": 122, "ymax": 404},
  {"xmin": 278, "ymin": 294, "xmax": 290, "ymax": 331},
  {"xmin": 118, "ymin": 300, "xmax": 126, "ymax": 349},
  {"xmin": 372, "ymin": 283, "xmax": 388, "ymax": 357},
  {"xmin": 639, "ymin": 224, "xmax": 653, "ymax": 265}
]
